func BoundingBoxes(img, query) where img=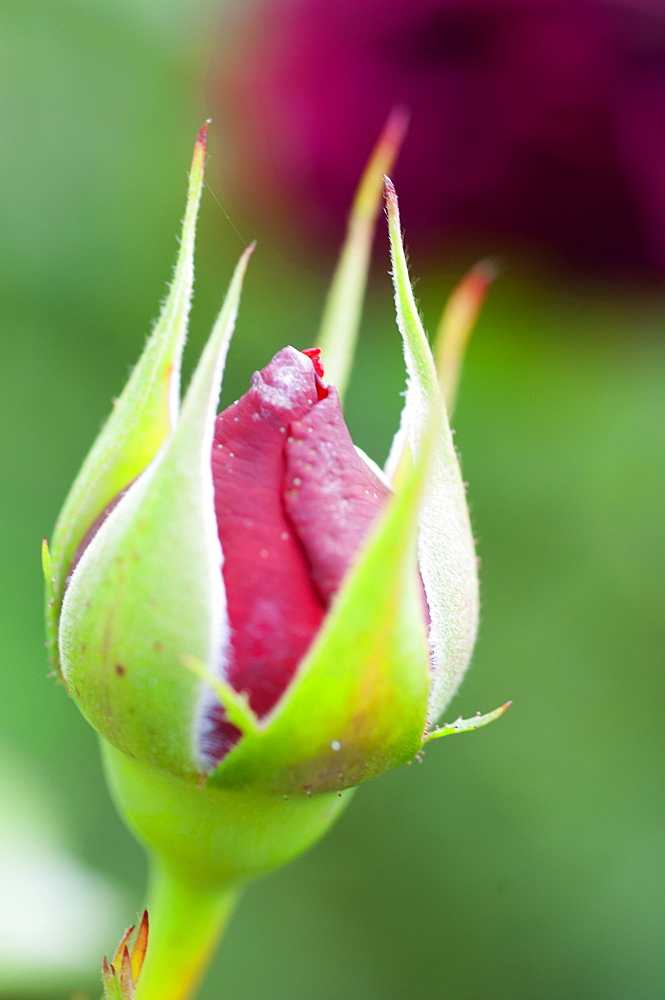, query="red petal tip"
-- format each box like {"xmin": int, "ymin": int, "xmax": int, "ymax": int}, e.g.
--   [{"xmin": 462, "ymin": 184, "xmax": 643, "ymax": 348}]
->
[{"xmin": 301, "ymin": 347, "xmax": 325, "ymax": 379}]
